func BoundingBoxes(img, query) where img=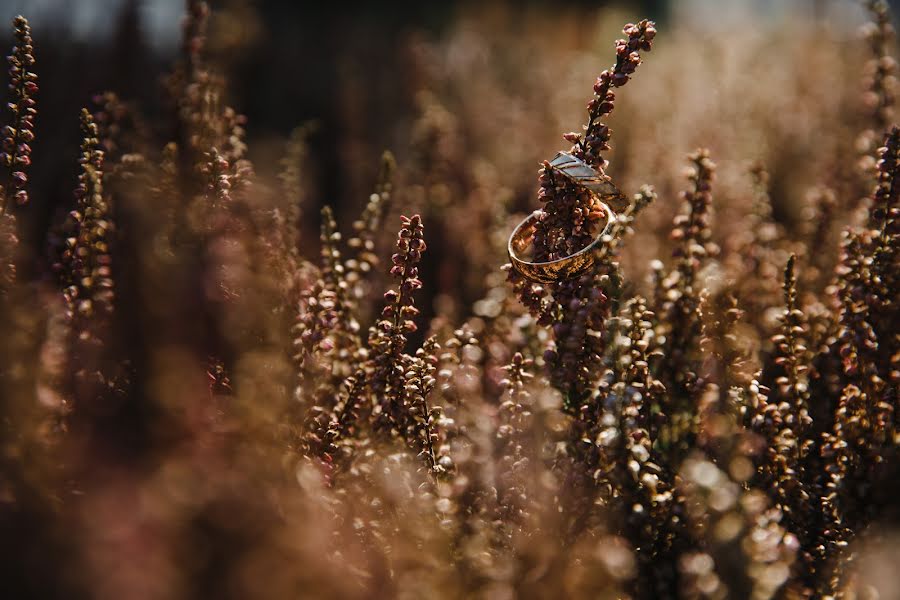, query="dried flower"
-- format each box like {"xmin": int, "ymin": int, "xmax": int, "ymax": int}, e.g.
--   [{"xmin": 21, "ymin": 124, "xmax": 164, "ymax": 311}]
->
[
  {"xmin": 370, "ymin": 215, "xmax": 426, "ymax": 433},
  {"xmin": 0, "ymin": 15, "xmax": 37, "ymax": 213}
]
